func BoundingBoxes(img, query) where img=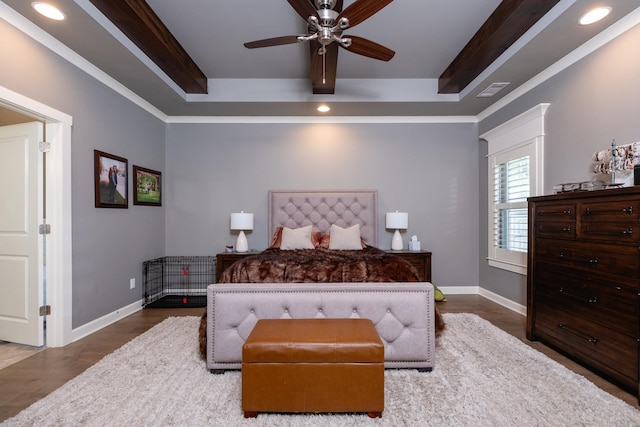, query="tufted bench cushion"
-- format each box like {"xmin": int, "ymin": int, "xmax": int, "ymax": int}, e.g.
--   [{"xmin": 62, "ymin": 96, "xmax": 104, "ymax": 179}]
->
[
  {"xmin": 206, "ymin": 282, "xmax": 435, "ymax": 372},
  {"xmin": 242, "ymin": 318, "xmax": 384, "ymax": 418}
]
